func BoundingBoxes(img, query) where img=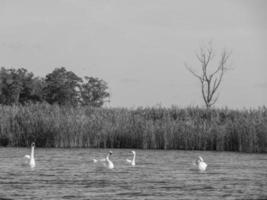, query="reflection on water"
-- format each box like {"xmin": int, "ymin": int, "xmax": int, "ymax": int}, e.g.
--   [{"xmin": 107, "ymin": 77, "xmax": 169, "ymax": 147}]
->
[{"xmin": 0, "ymin": 148, "xmax": 266, "ymax": 199}]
